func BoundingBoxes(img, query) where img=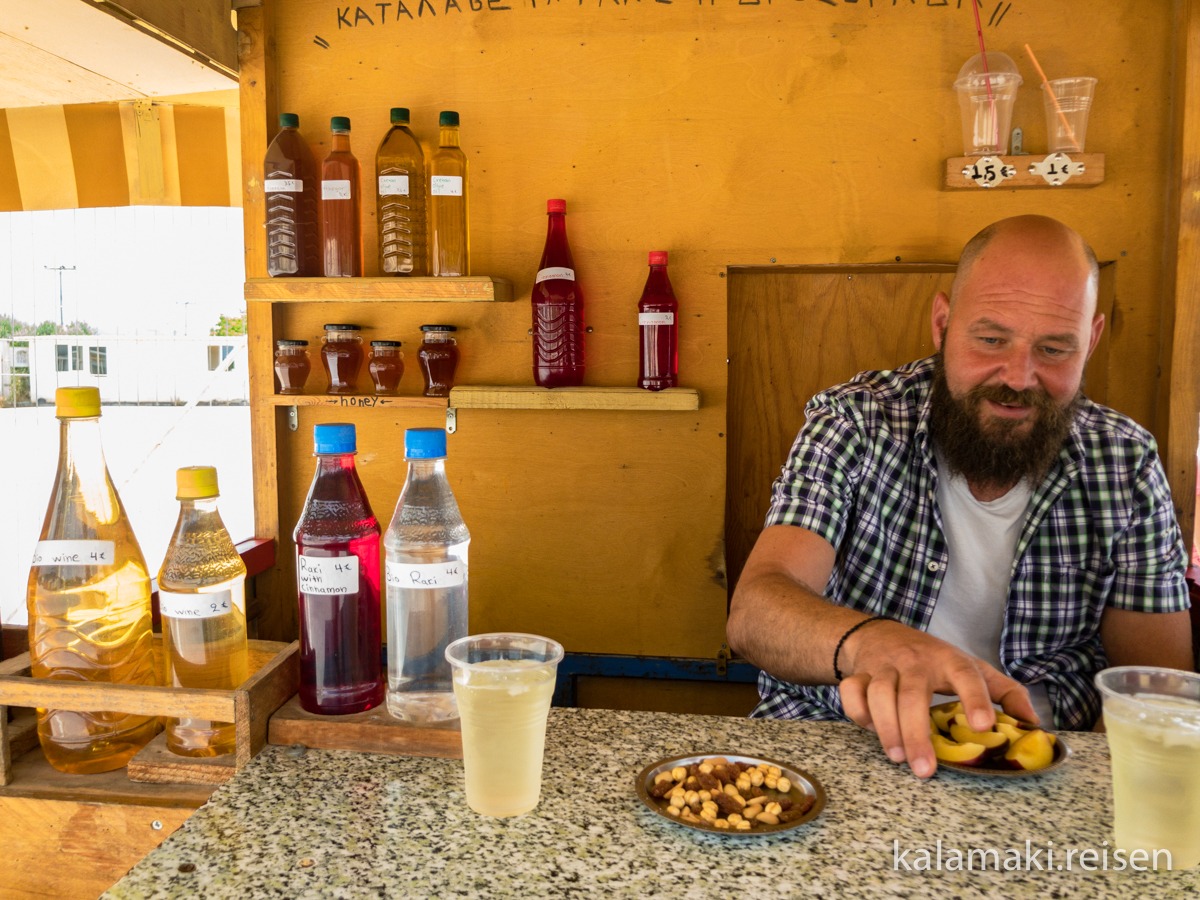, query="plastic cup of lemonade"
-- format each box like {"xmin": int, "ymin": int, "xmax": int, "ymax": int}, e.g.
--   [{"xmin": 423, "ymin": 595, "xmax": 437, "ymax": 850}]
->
[
  {"xmin": 1095, "ymin": 666, "xmax": 1200, "ymax": 869},
  {"xmin": 445, "ymin": 632, "xmax": 563, "ymax": 817}
]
